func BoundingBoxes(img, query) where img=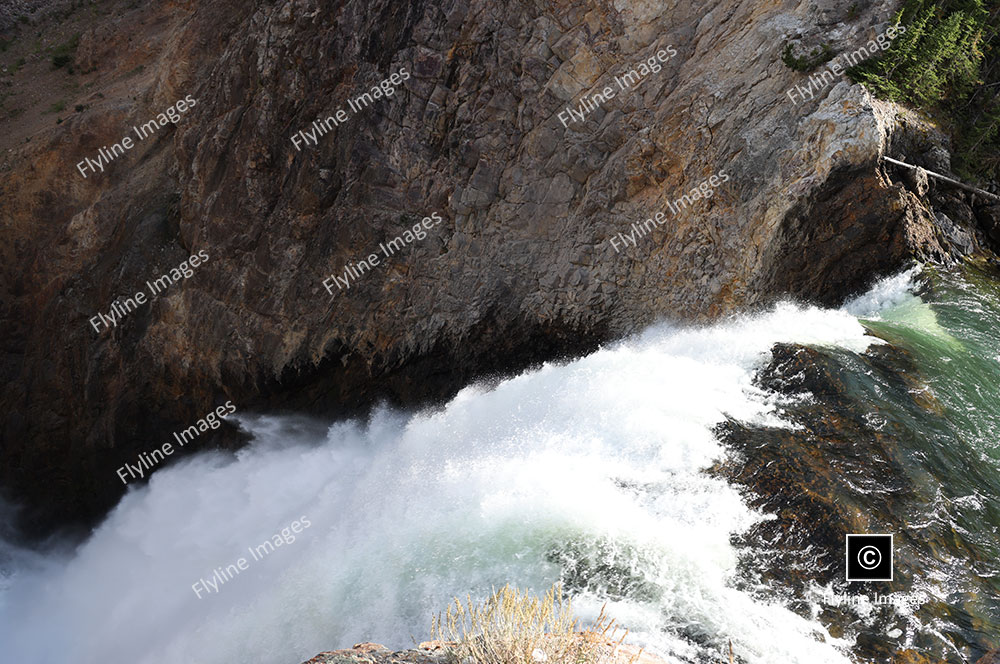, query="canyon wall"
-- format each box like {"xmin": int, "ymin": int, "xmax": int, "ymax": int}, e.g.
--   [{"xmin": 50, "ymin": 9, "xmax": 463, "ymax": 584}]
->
[{"xmin": 0, "ymin": 0, "xmax": 988, "ymax": 531}]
